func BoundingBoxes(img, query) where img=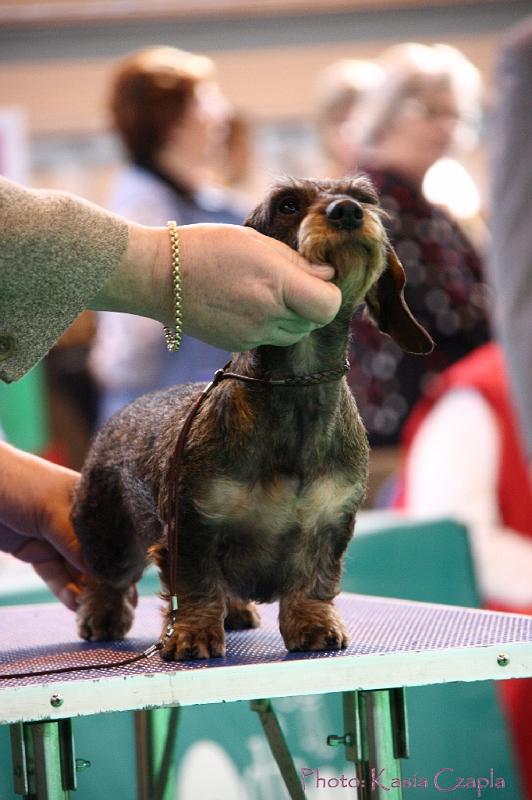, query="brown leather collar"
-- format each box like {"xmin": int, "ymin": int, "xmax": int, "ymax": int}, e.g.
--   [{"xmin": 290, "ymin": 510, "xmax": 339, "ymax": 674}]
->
[{"xmin": 212, "ymin": 359, "xmax": 350, "ymax": 388}]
